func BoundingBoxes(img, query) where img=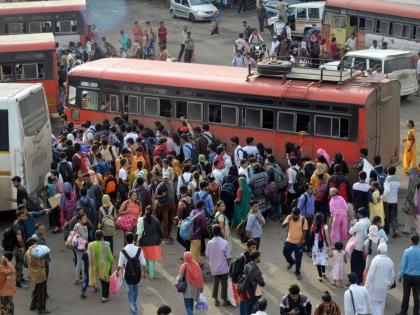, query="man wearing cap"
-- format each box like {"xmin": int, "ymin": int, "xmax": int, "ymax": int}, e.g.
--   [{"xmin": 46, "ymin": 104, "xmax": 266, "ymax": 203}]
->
[
  {"xmin": 344, "ymin": 272, "xmax": 371, "ymax": 315},
  {"xmin": 365, "ymin": 243, "xmax": 395, "ymax": 315},
  {"xmin": 155, "ymin": 173, "xmax": 175, "ymax": 244}
]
